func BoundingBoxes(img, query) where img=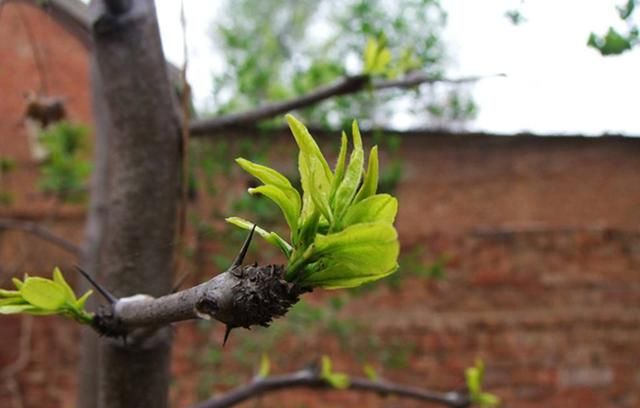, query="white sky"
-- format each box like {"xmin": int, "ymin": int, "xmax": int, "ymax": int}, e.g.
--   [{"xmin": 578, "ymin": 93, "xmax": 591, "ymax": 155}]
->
[{"xmin": 155, "ymin": 0, "xmax": 640, "ymax": 136}]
